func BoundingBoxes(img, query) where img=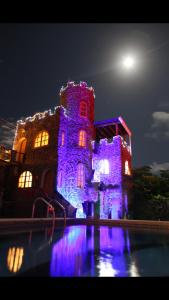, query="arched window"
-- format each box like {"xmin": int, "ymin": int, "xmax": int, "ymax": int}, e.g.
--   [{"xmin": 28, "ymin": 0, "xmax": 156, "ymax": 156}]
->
[
  {"xmin": 77, "ymin": 163, "xmax": 85, "ymax": 188},
  {"xmin": 99, "ymin": 159, "xmax": 109, "ymax": 175},
  {"xmin": 34, "ymin": 131, "xmax": 49, "ymax": 148},
  {"xmin": 125, "ymin": 161, "xmax": 131, "ymax": 175},
  {"xmin": 80, "ymin": 101, "xmax": 87, "ymax": 118},
  {"xmin": 61, "ymin": 131, "xmax": 65, "ymax": 146},
  {"xmin": 78, "ymin": 130, "xmax": 86, "ymax": 147},
  {"xmin": 18, "ymin": 171, "xmax": 32, "ymax": 188},
  {"xmin": 7, "ymin": 247, "xmax": 24, "ymax": 273},
  {"xmin": 58, "ymin": 170, "xmax": 63, "ymax": 188}
]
